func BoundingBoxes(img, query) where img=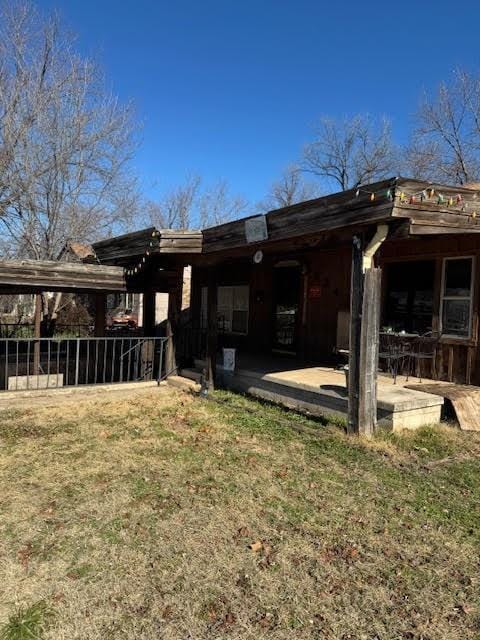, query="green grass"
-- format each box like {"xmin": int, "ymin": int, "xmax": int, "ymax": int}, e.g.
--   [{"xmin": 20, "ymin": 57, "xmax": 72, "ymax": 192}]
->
[
  {"xmin": 0, "ymin": 387, "xmax": 479, "ymax": 639},
  {"xmin": 0, "ymin": 601, "xmax": 53, "ymax": 640}
]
